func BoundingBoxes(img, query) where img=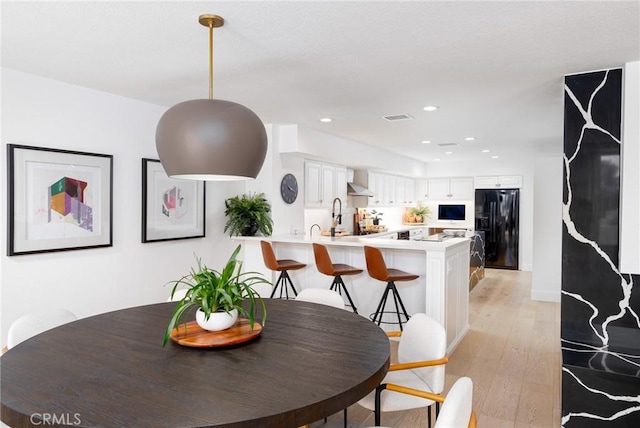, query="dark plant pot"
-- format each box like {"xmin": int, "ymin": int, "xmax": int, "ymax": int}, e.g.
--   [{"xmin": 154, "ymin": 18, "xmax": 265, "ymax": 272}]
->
[
  {"xmin": 241, "ymin": 221, "xmax": 259, "ymax": 236},
  {"xmin": 373, "ymin": 219, "xmax": 380, "ymax": 226}
]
